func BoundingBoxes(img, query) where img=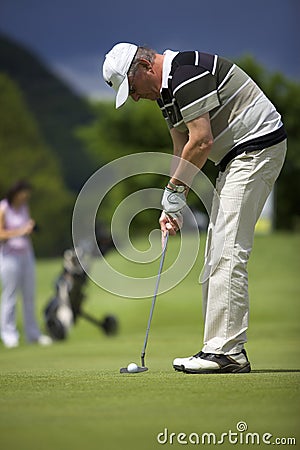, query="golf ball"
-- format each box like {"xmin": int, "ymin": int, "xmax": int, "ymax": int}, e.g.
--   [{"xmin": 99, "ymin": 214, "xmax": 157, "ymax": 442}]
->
[{"xmin": 127, "ymin": 362, "xmax": 138, "ymax": 373}]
